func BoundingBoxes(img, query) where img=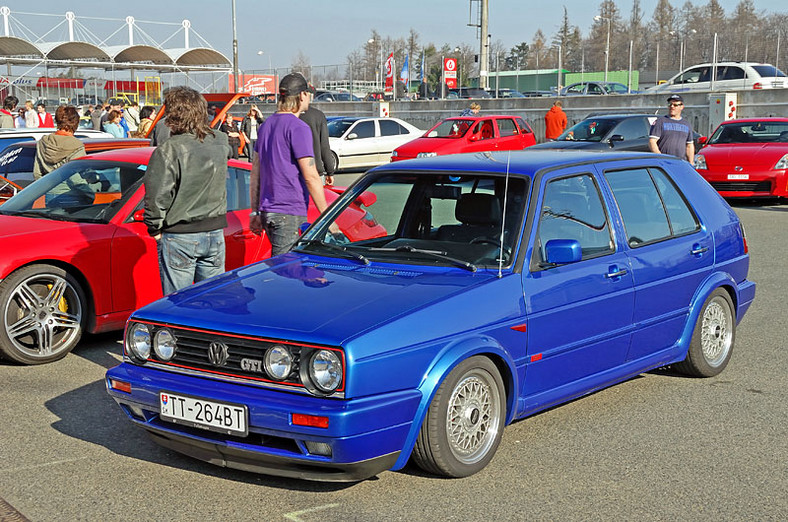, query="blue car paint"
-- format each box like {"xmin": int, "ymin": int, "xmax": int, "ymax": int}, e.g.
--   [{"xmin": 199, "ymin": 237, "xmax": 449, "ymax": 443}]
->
[{"xmin": 106, "ymin": 150, "xmax": 755, "ymax": 481}]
